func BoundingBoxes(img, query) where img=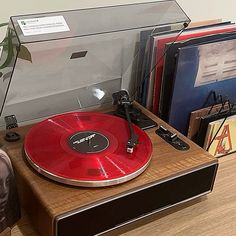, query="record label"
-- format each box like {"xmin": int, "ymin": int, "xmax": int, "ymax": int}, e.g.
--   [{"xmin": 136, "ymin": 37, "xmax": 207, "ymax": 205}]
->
[
  {"xmin": 68, "ymin": 131, "xmax": 109, "ymax": 153},
  {"xmin": 24, "ymin": 112, "xmax": 152, "ymax": 187}
]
